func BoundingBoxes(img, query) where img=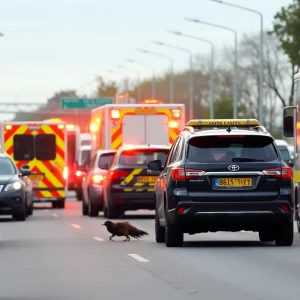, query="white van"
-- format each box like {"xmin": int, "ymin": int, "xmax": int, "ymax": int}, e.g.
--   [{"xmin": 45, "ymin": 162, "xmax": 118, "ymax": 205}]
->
[{"xmin": 274, "ymin": 139, "xmax": 294, "ymax": 167}]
